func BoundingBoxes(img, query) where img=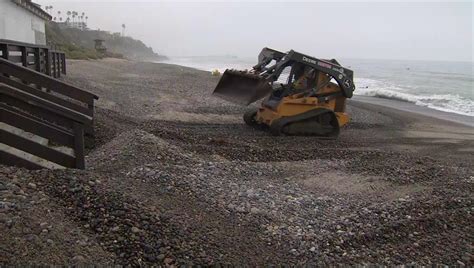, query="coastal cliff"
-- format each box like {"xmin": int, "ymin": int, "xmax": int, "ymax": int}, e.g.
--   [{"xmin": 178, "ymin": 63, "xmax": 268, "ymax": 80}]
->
[{"xmin": 45, "ymin": 22, "xmax": 166, "ymax": 61}]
